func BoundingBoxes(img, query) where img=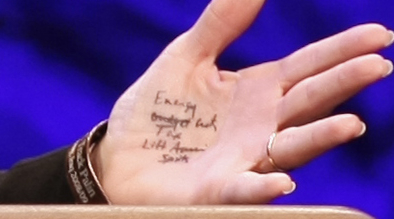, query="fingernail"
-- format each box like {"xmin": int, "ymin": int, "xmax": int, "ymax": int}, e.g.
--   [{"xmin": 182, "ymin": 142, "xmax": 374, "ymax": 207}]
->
[
  {"xmin": 357, "ymin": 122, "xmax": 367, "ymax": 137},
  {"xmin": 283, "ymin": 181, "xmax": 296, "ymax": 195},
  {"xmin": 385, "ymin": 30, "xmax": 394, "ymax": 47},
  {"xmin": 383, "ymin": 59, "xmax": 393, "ymax": 77}
]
